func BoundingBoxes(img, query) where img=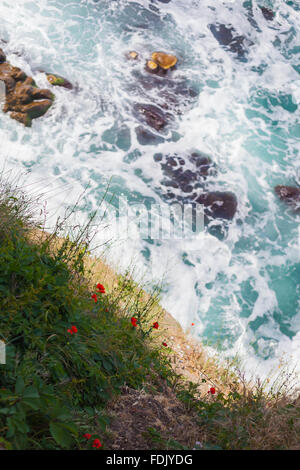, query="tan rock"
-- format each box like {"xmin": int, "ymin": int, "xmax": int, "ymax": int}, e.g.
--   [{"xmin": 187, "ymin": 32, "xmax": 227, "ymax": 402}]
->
[
  {"xmin": 0, "ymin": 53, "xmax": 54, "ymax": 127},
  {"xmin": 151, "ymin": 51, "xmax": 177, "ymax": 69}
]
